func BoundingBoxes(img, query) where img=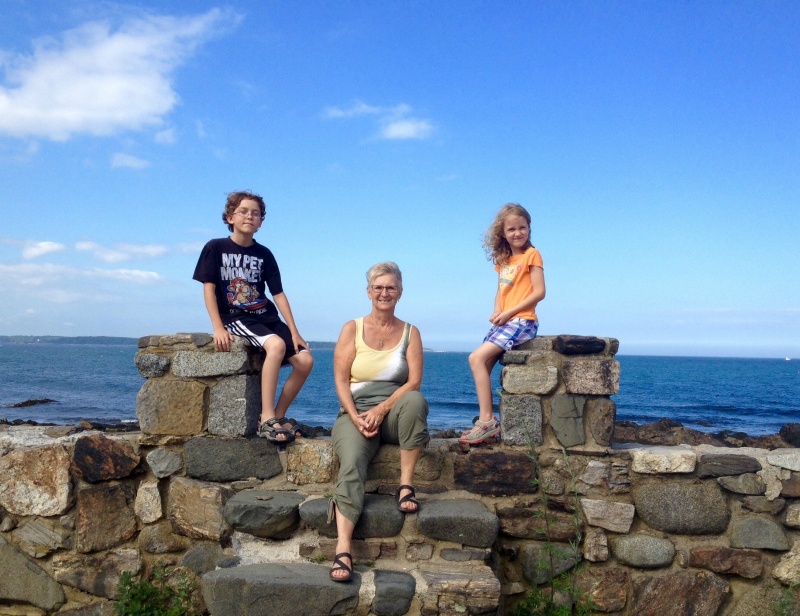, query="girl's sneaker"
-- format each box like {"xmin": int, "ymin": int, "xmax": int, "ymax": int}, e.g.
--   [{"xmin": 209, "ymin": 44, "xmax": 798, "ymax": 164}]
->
[{"xmin": 459, "ymin": 416, "xmax": 501, "ymax": 445}]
